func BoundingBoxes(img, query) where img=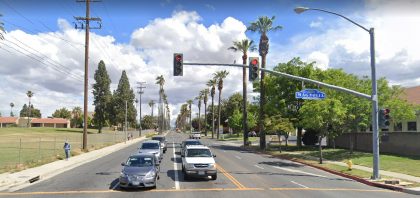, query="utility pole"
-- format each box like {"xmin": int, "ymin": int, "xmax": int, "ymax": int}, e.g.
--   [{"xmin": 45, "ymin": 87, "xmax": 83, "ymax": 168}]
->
[
  {"xmin": 137, "ymin": 82, "xmax": 146, "ymax": 137},
  {"xmin": 125, "ymin": 100, "xmax": 128, "ymax": 143},
  {"xmin": 74, "ymin": 0, "xmax": 102, "ymax": 151}
]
